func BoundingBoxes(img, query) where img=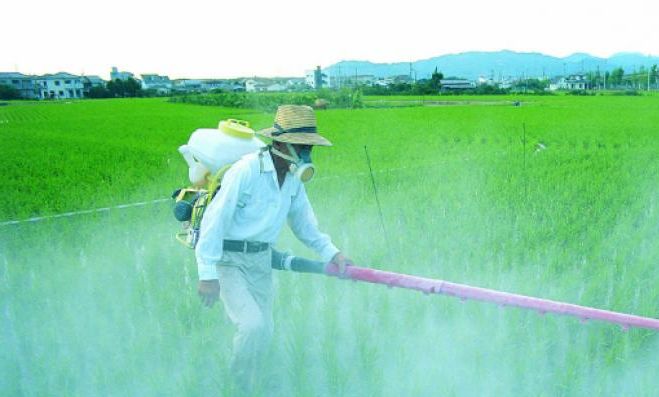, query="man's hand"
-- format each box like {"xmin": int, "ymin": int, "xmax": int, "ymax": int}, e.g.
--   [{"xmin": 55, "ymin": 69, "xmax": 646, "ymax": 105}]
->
[
  {"xmin": 198, "ymin": 279, "xmax": 220, "ymax": 308},
  {"xmin": 330, "ymin": 252, "xmax": 354, "ymax": 275}
]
